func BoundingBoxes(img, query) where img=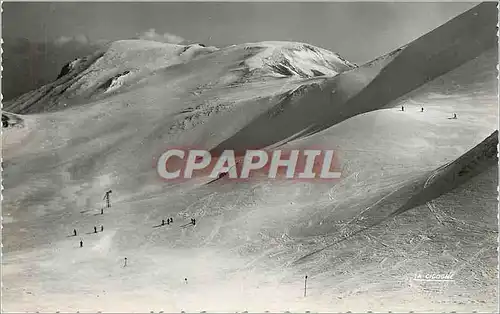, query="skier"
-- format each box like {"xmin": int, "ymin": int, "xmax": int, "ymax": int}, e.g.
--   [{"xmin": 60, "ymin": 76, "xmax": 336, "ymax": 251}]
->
[
  {"xmin": 184, "ymin": 278, "xmax": 188, "ymax": 284},
  {"xmin": 2, "ymin": 115, "xmax": 8, "ymax": 128},
  {"xmin": 80, "ymin": 240, "xmax": 83, "ymax": 248},
  {"xmin": 421, "ymin": 107, "xmax": 424, "ymax": 112},
  {"xmin": 453, "ymin": 113, "xmax": 457, "ymax": 119},
  {"xmin": 170, "ymin": 217, "xmax": 173, "ymax": 223},
  {"xmin": 94, "ymin": 226, "xmax": 97, "ymax": 233},
  {"xmin": 73, "ymin": 229, "xmax": 77, "ymax": 236},
  {"xmin": 191, "ymin": 218, "xmax": 196, "ymax": 226},
  {"xmin": 167, "ymin": 219, "xmax": 170, "ymax": 225},
  {"xmin": 401, "ymin": 106, "xmax": 404, "ymax": 111},
  {"xmin": 124, "ymin": 258, "xmax": 128, "ymax": 267},
  {"xmin": 162, "ymin": 219, "xmax": 165, "ymax": 226},
  {"xmin": 103, "ymin": 190, "xmax": 112, "ymax": 208},
  {"xmin": 101, "ymin": 208, "xmax": 104, "ymax": 215},
  {"xmin": 100, "ymin": 225, "xmax": 104, "ymax": 232}
]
